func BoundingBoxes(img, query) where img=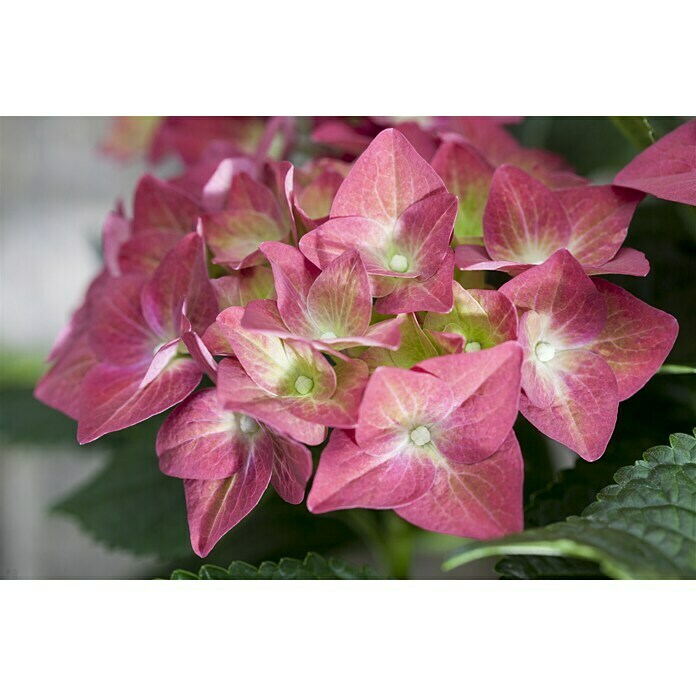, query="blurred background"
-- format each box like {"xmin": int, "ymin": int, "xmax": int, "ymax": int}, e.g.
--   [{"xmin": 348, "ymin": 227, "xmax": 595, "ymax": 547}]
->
[{"xmin": 1, "ymin": 117, "xmax": 694, "ymax": 579}]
